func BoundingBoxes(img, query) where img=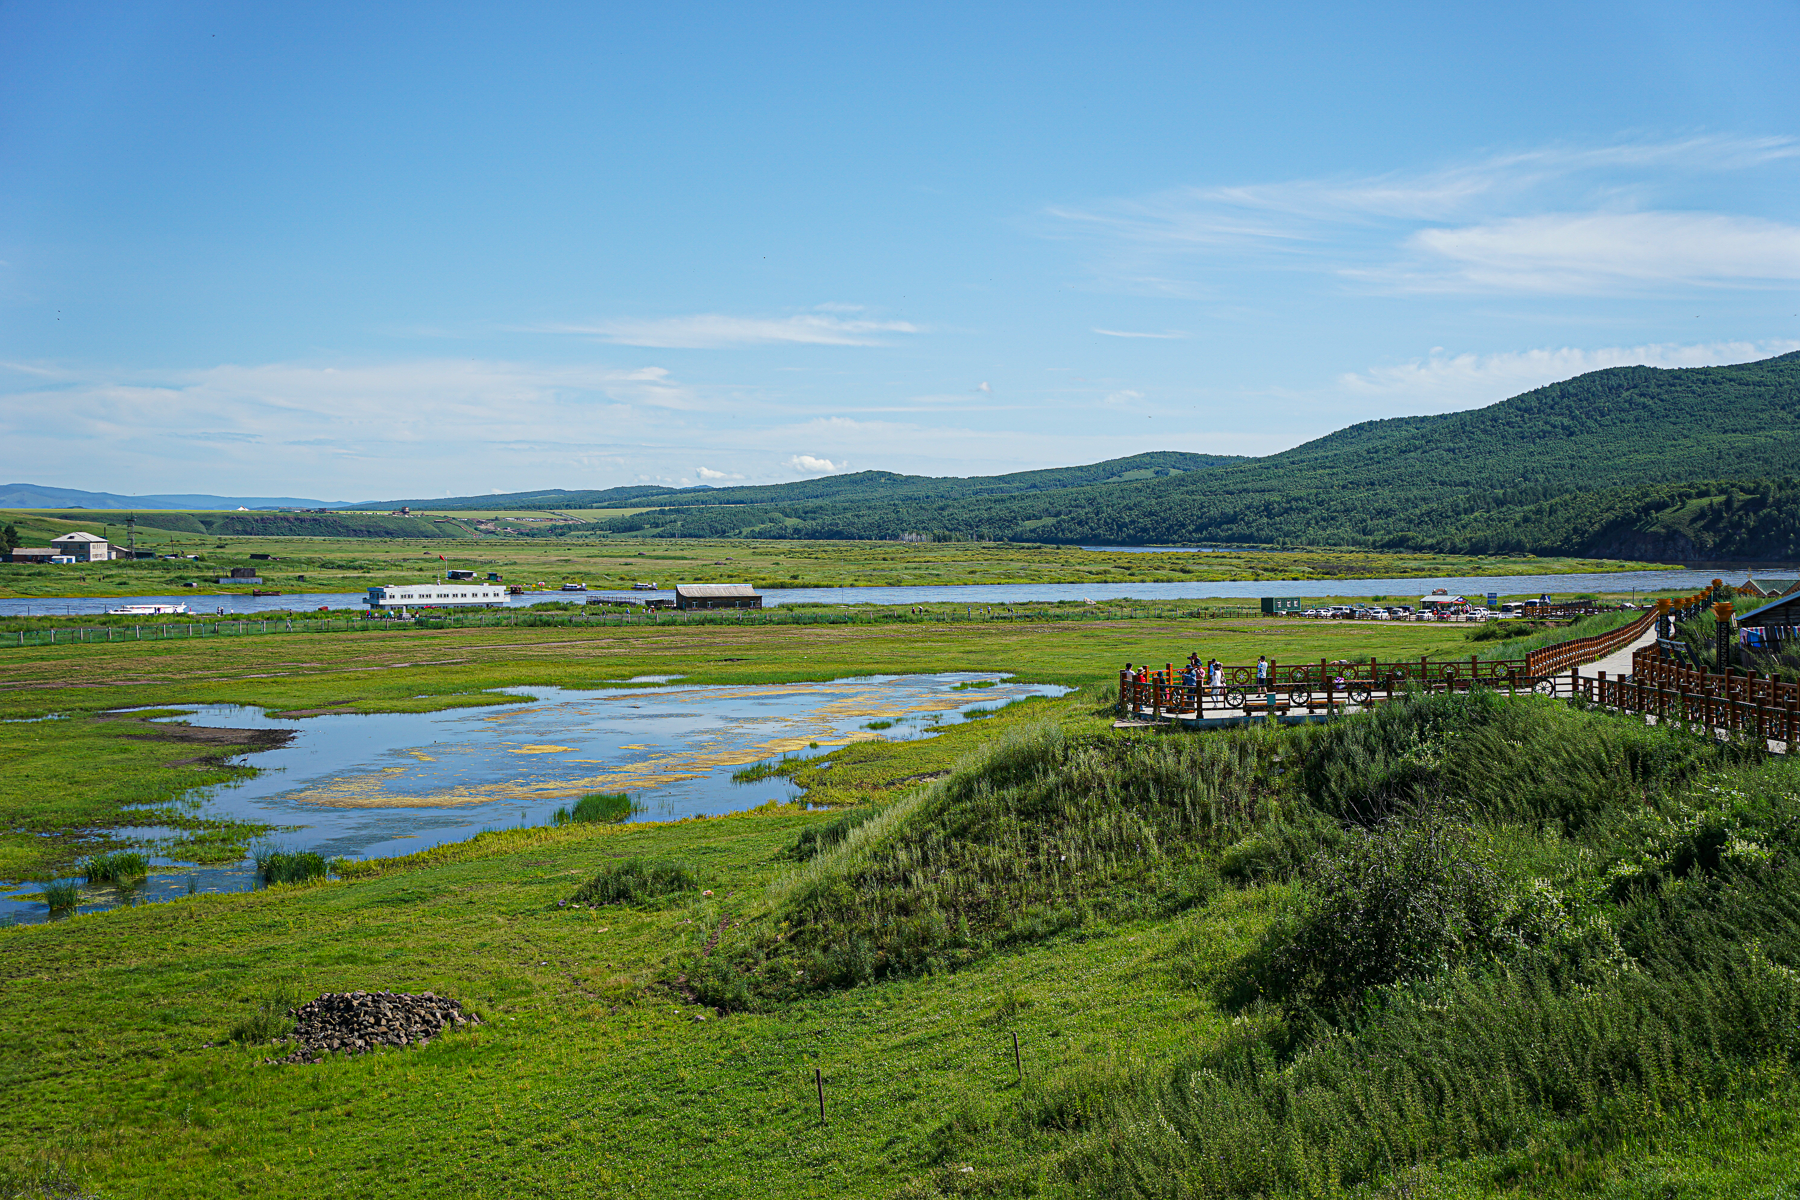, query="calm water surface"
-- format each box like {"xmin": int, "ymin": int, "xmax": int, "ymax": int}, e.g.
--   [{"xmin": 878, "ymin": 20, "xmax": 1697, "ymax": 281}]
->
[
  {"xmin": 0, "ymin": 568, "xmax": 1734, "ymax": 618},
  {"xmin": 1, "ymin": 673, "xmax": 1066, "ymax": 925}
]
